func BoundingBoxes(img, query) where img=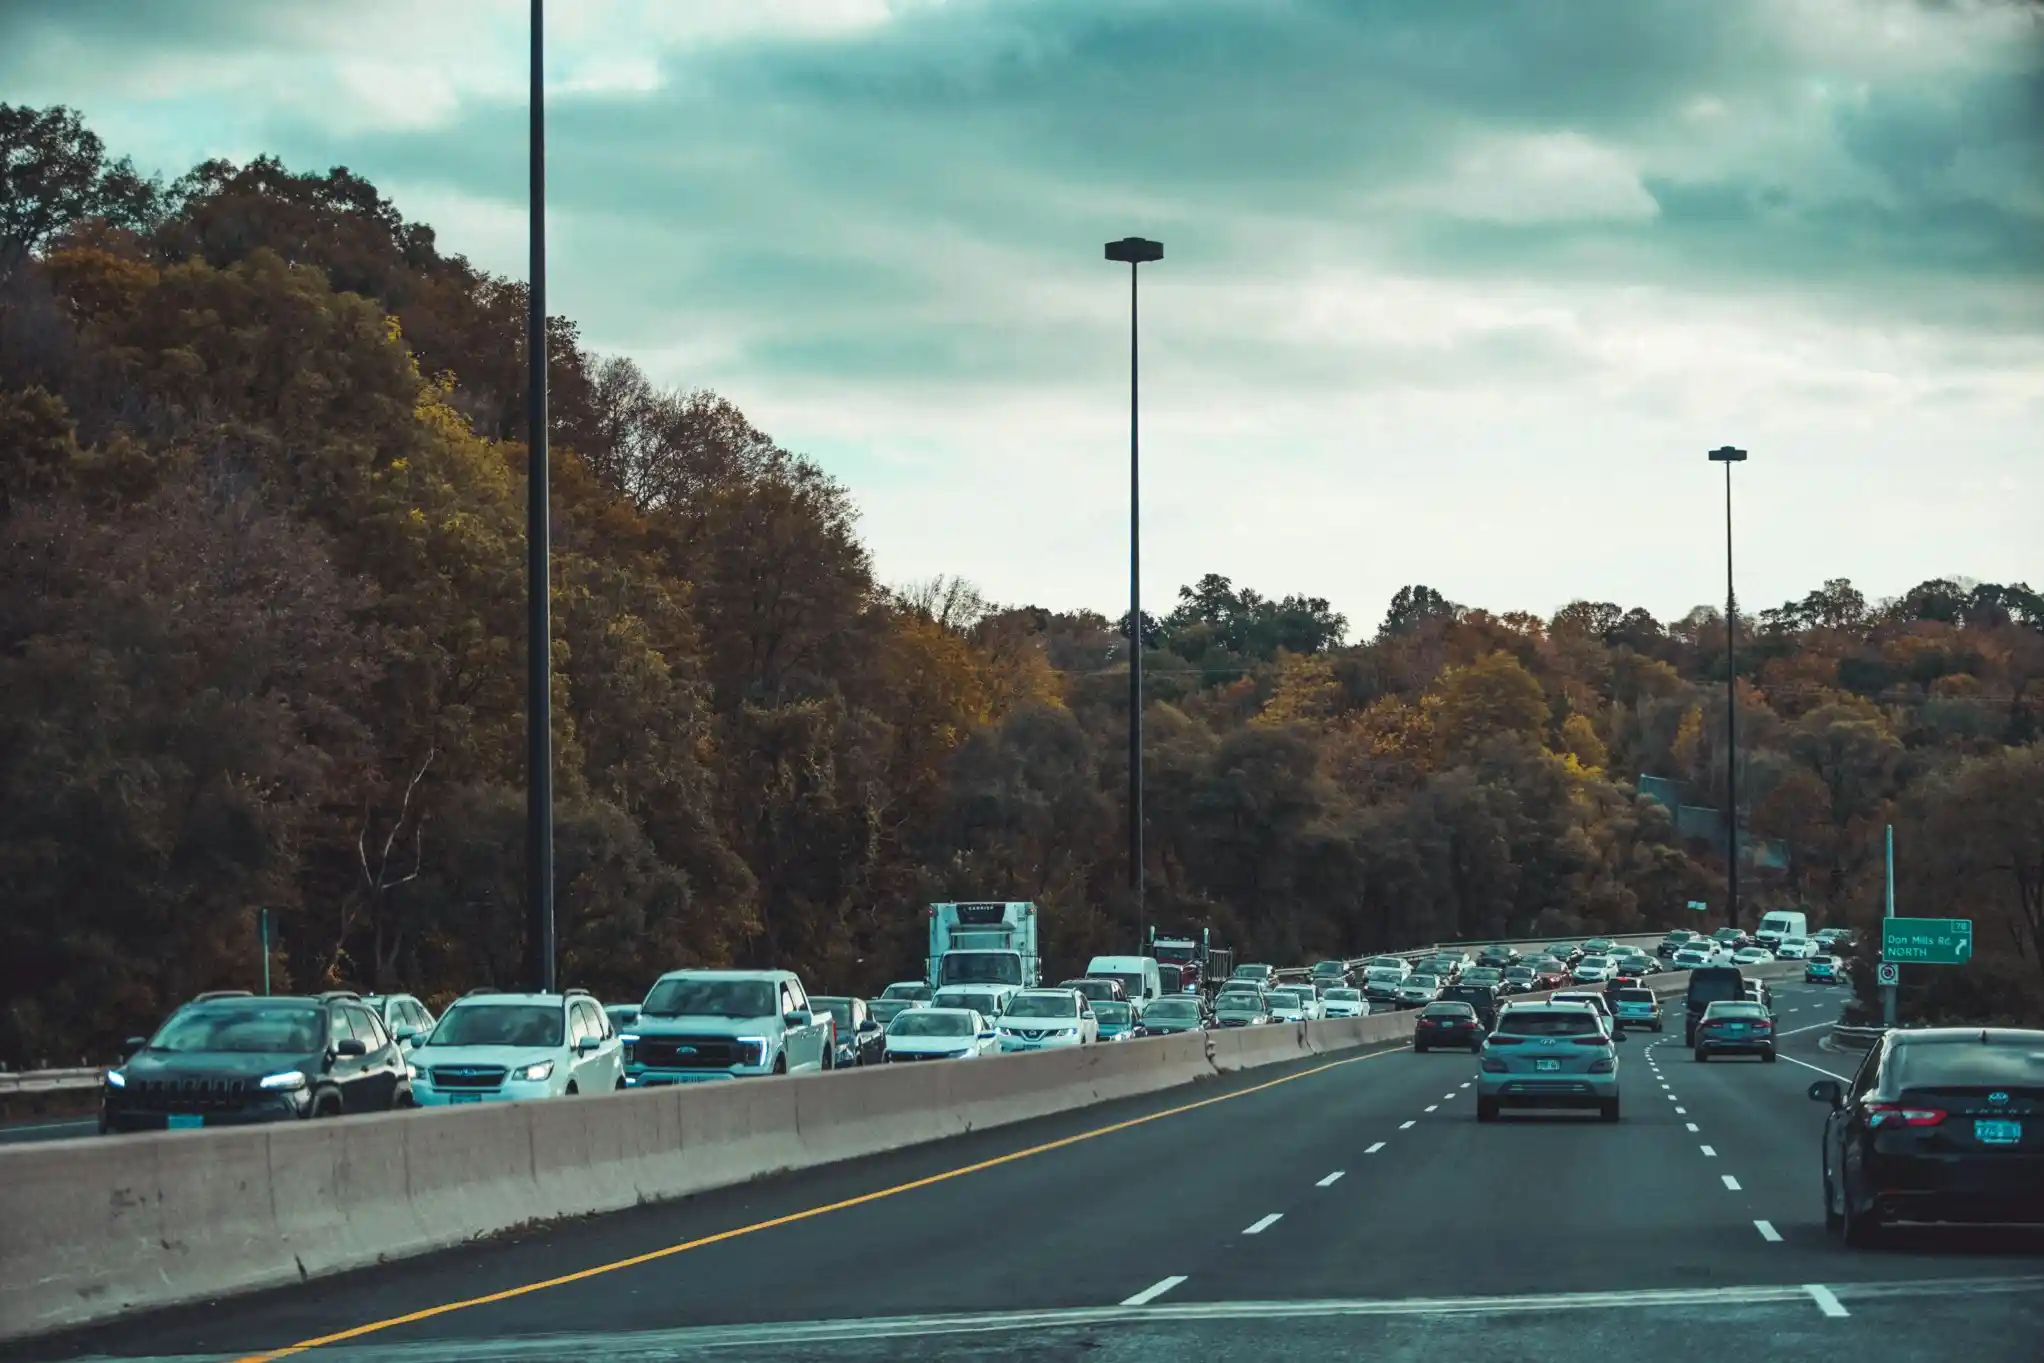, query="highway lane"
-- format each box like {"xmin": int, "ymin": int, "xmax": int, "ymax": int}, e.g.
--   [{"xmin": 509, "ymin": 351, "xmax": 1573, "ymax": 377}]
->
[
  {"xmin": 0, "ymin": 1117, "xmax": 95, "ymax": 1145},
  {"xmin": 14, "ymin": 980, "xmax": 2044, "ymax": 1363}
]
